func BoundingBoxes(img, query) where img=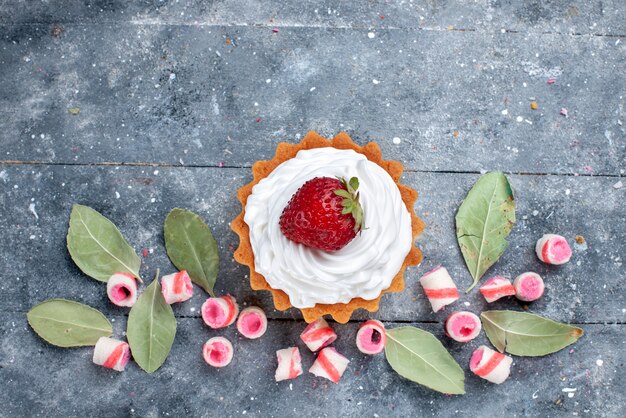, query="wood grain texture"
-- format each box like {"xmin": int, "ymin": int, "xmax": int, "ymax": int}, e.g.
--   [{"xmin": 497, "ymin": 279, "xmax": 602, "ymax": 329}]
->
[
  {"xmin": 1, "ymin": 1, "xmax": 625, "ymax": 416},
  {"xmin": 0, "ymin": 24, "xmax": 624, "ymax": 174},
  {"xmin": 1, "ymin": 1, "xmax": 625, "ymax": 35}
]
